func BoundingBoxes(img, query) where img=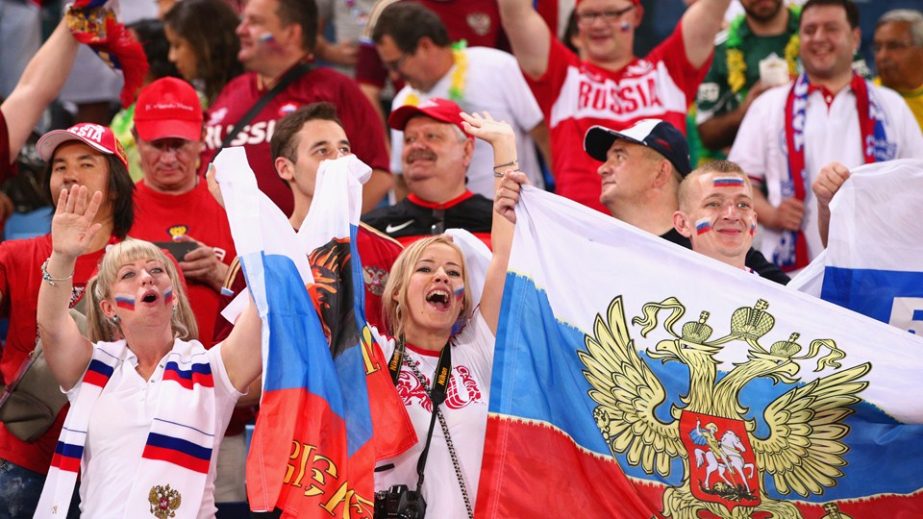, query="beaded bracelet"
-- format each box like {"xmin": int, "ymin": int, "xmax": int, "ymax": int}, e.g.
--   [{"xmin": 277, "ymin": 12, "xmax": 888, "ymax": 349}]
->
[{"xmin": 41, "ymin": 258, "xmax": 74, "ymax": 287}]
